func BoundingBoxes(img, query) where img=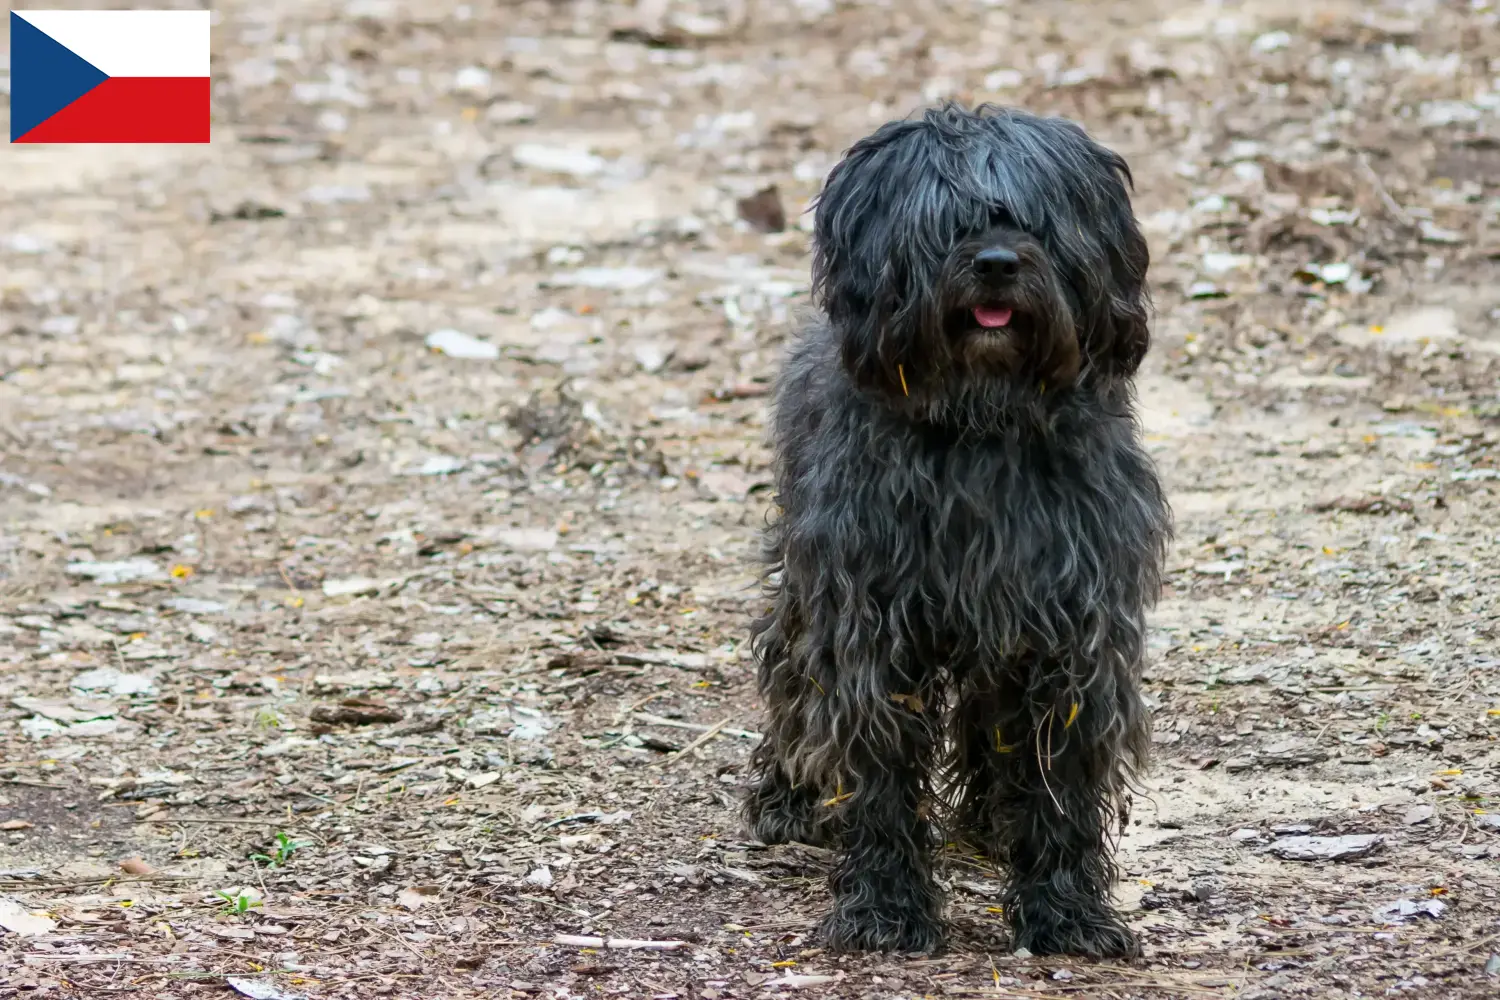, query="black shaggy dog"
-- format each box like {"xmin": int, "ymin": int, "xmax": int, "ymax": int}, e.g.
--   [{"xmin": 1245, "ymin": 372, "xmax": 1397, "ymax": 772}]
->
[{"xmin": 744, "ymin": 105, "xmax": 1172, "ymax": 958}]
